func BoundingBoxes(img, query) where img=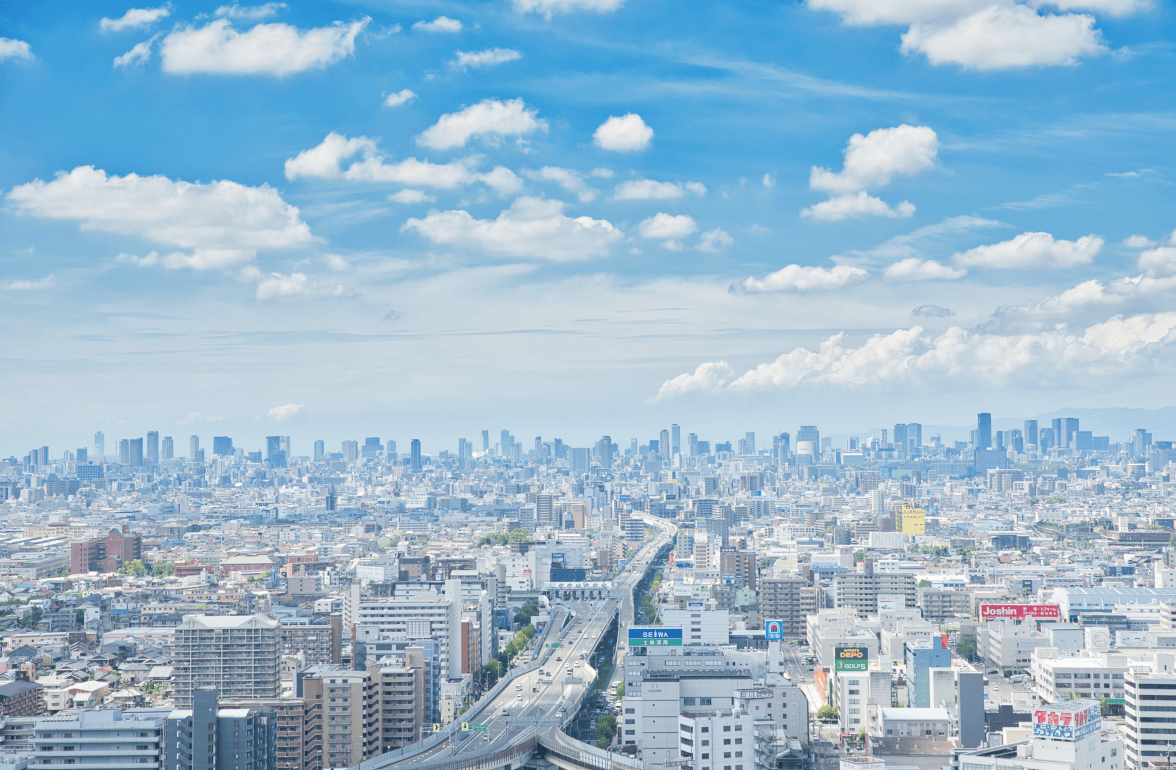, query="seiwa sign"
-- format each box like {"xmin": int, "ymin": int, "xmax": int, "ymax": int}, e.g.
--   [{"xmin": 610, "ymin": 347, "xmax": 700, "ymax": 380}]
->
[{"xmin": 980, "ymin": 604, "xmax": 1061, "ymax": 620}]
